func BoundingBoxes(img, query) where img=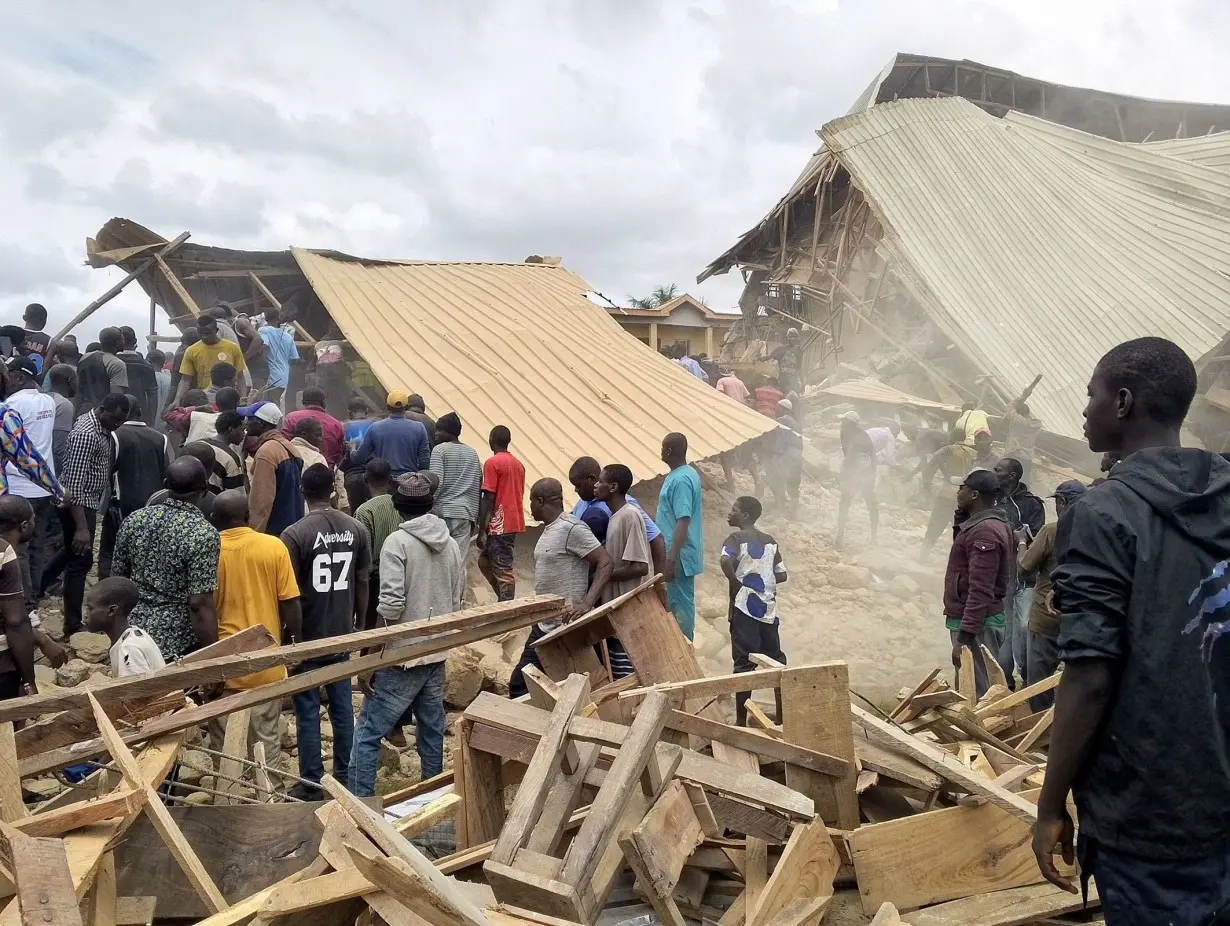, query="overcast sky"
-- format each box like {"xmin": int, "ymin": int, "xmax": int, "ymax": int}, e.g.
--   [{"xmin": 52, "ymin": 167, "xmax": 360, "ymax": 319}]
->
[{"xmin": 4, "ymin": 0, "xmax": 1228, "ymax": 340}]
